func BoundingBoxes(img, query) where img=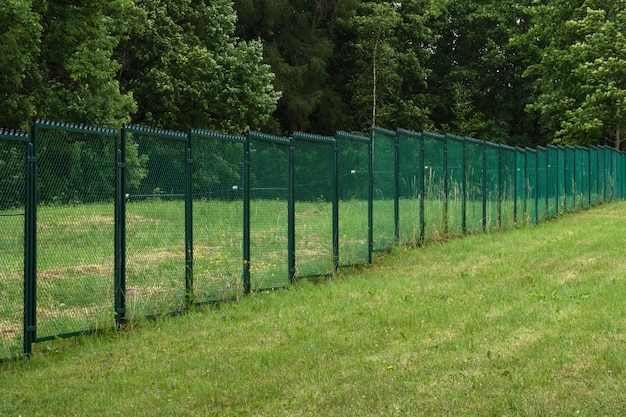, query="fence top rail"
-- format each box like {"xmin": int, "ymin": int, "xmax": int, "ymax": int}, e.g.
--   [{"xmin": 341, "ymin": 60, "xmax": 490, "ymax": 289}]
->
[
  {"xmin": 445, "ymin": 133, "xmax": 464, "ymax": 143},
  {"xmin": 335, "ymin": 130, "xmax": 370, "ymax": 143},
  {"xmin": 190, "ymin": 129, "xmax": 245, "ymax": 143},
  {"xmin": 525, "ymin": 147, "xmax": 537, "ymax": 154},
  {"xmin": 500, "ymin": 143, "xmax": 516, "ymax": 152},
  {"xmin": 123, "ymin": 124, "xmax": 187, "ymax": 141},
  {"xmin": 485, "ymin": 141, "xmax": 500, "ymax": 150},
  {"xmin": 536, "ymin": 145, "xmax": 547, "ymax": 152},
  {"xmin": 465, "ymin": 136, "xmax": 484, "ymax": 146},
  {"xmin": 395, "ymin": 128, "xmax": 421, "ymax": 139},
  {"xmin": 0, "ymin": 128, "xmax": 29, "ymax": 142},
  {"xmin": 34, "ymin": 119, "xmax": 118, "ymax": 138},
  {"xmin": 247, "ymin": 131, "xmax": 291, "ymax": 145},
  {"xmin": 423, "ymin": 130, "xmax": 445, "ymax": 141},
  {"xmin": 546, "ymin": 144, "xmax": 559, "ymax": 151},
  {"xmin": 515, "ymin": 146, "xmax": 526, "ymax": 152},
  {"xmin": 292, "ymin": 131, "xmax": 335, "ymax": 144},
  {"xmin": 370, "ymin": 125, "xmax": 396, "ymax": 137},
  {"xmin": 565, "ymin": 145, "xmax": 576, "ymax": 151}
]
